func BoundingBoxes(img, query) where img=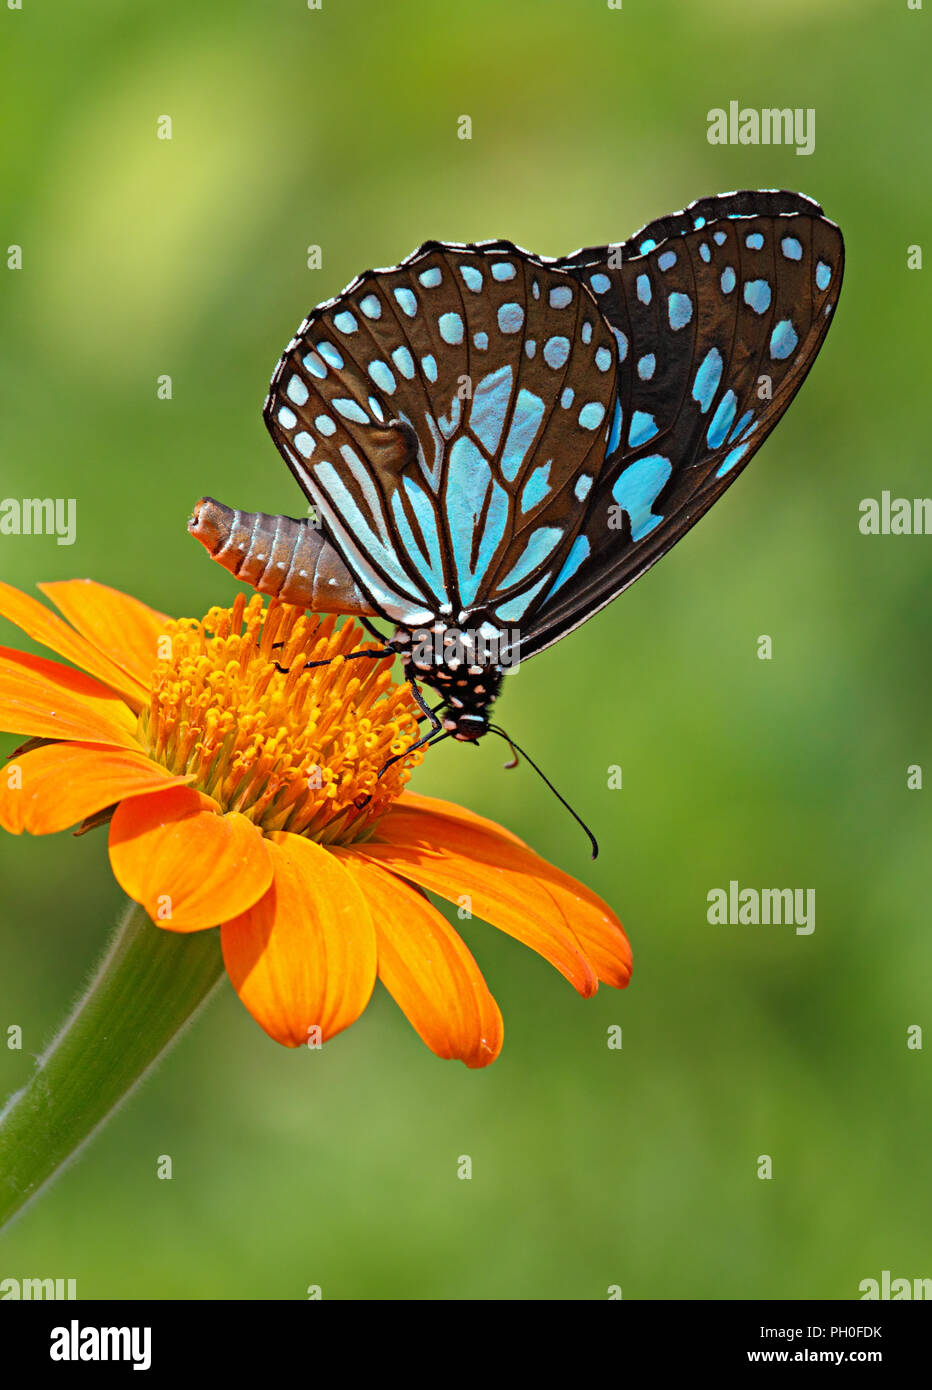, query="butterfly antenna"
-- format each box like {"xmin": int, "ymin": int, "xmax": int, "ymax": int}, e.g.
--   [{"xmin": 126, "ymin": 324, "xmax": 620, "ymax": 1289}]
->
[{"xmin": 487, "ymin": 724, "xmax": 599, "ymax": 860}]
